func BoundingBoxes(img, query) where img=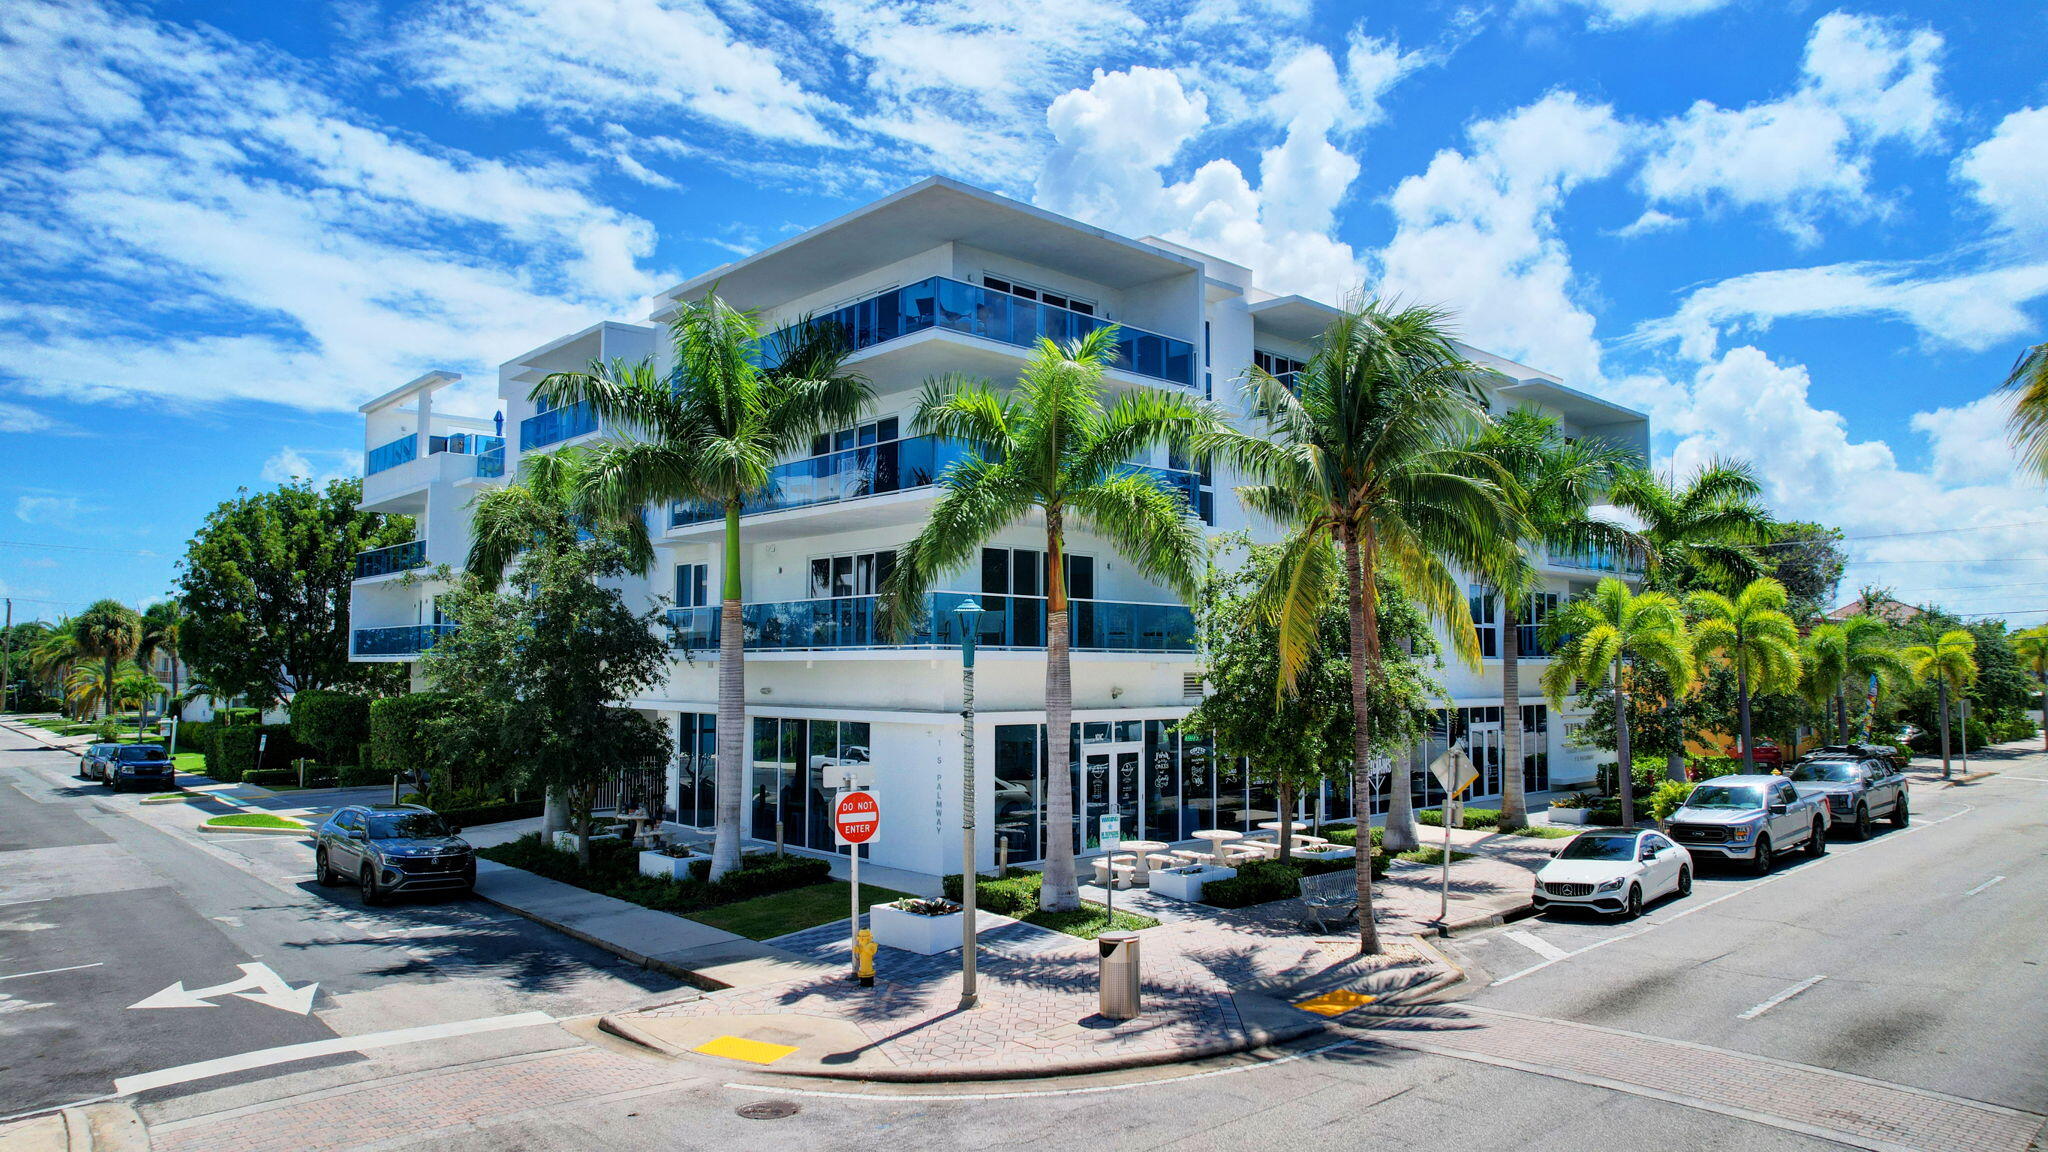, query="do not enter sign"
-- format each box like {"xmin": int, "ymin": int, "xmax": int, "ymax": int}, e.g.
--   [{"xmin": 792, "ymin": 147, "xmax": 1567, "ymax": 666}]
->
[{"xmin": 834, "ymin": 790, "xmax": 880, "ymax": 845}]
